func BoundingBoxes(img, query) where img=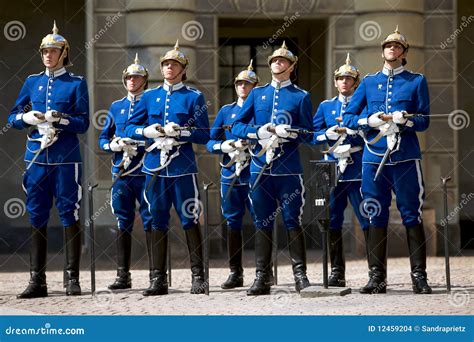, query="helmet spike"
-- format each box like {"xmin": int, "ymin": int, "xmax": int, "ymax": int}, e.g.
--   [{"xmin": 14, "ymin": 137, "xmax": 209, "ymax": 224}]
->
[
  {"xmin": 247, "ymin": 59, "xmax": 254, "ymax": 71},
  {"xmin": 174, "ymin": 39, "xmax": 179, "ymax": 50},
  {"xmin": 281, "ymin": 40, "xmax": 288, "ymax": 50},
  {"xmin": 394, "ymin": 25, "xmax": 399, "ymax": 33},
  {"xmin": 345, "ymin": 53, "xmax": 351, "ymax": 66},
  {"xmin": 52, "ymin": 20, "xmax": 59, "ymax": 35},
  {"xmin": 134, "ymin": 53, "xmax": 139, "ymax": 64}
]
